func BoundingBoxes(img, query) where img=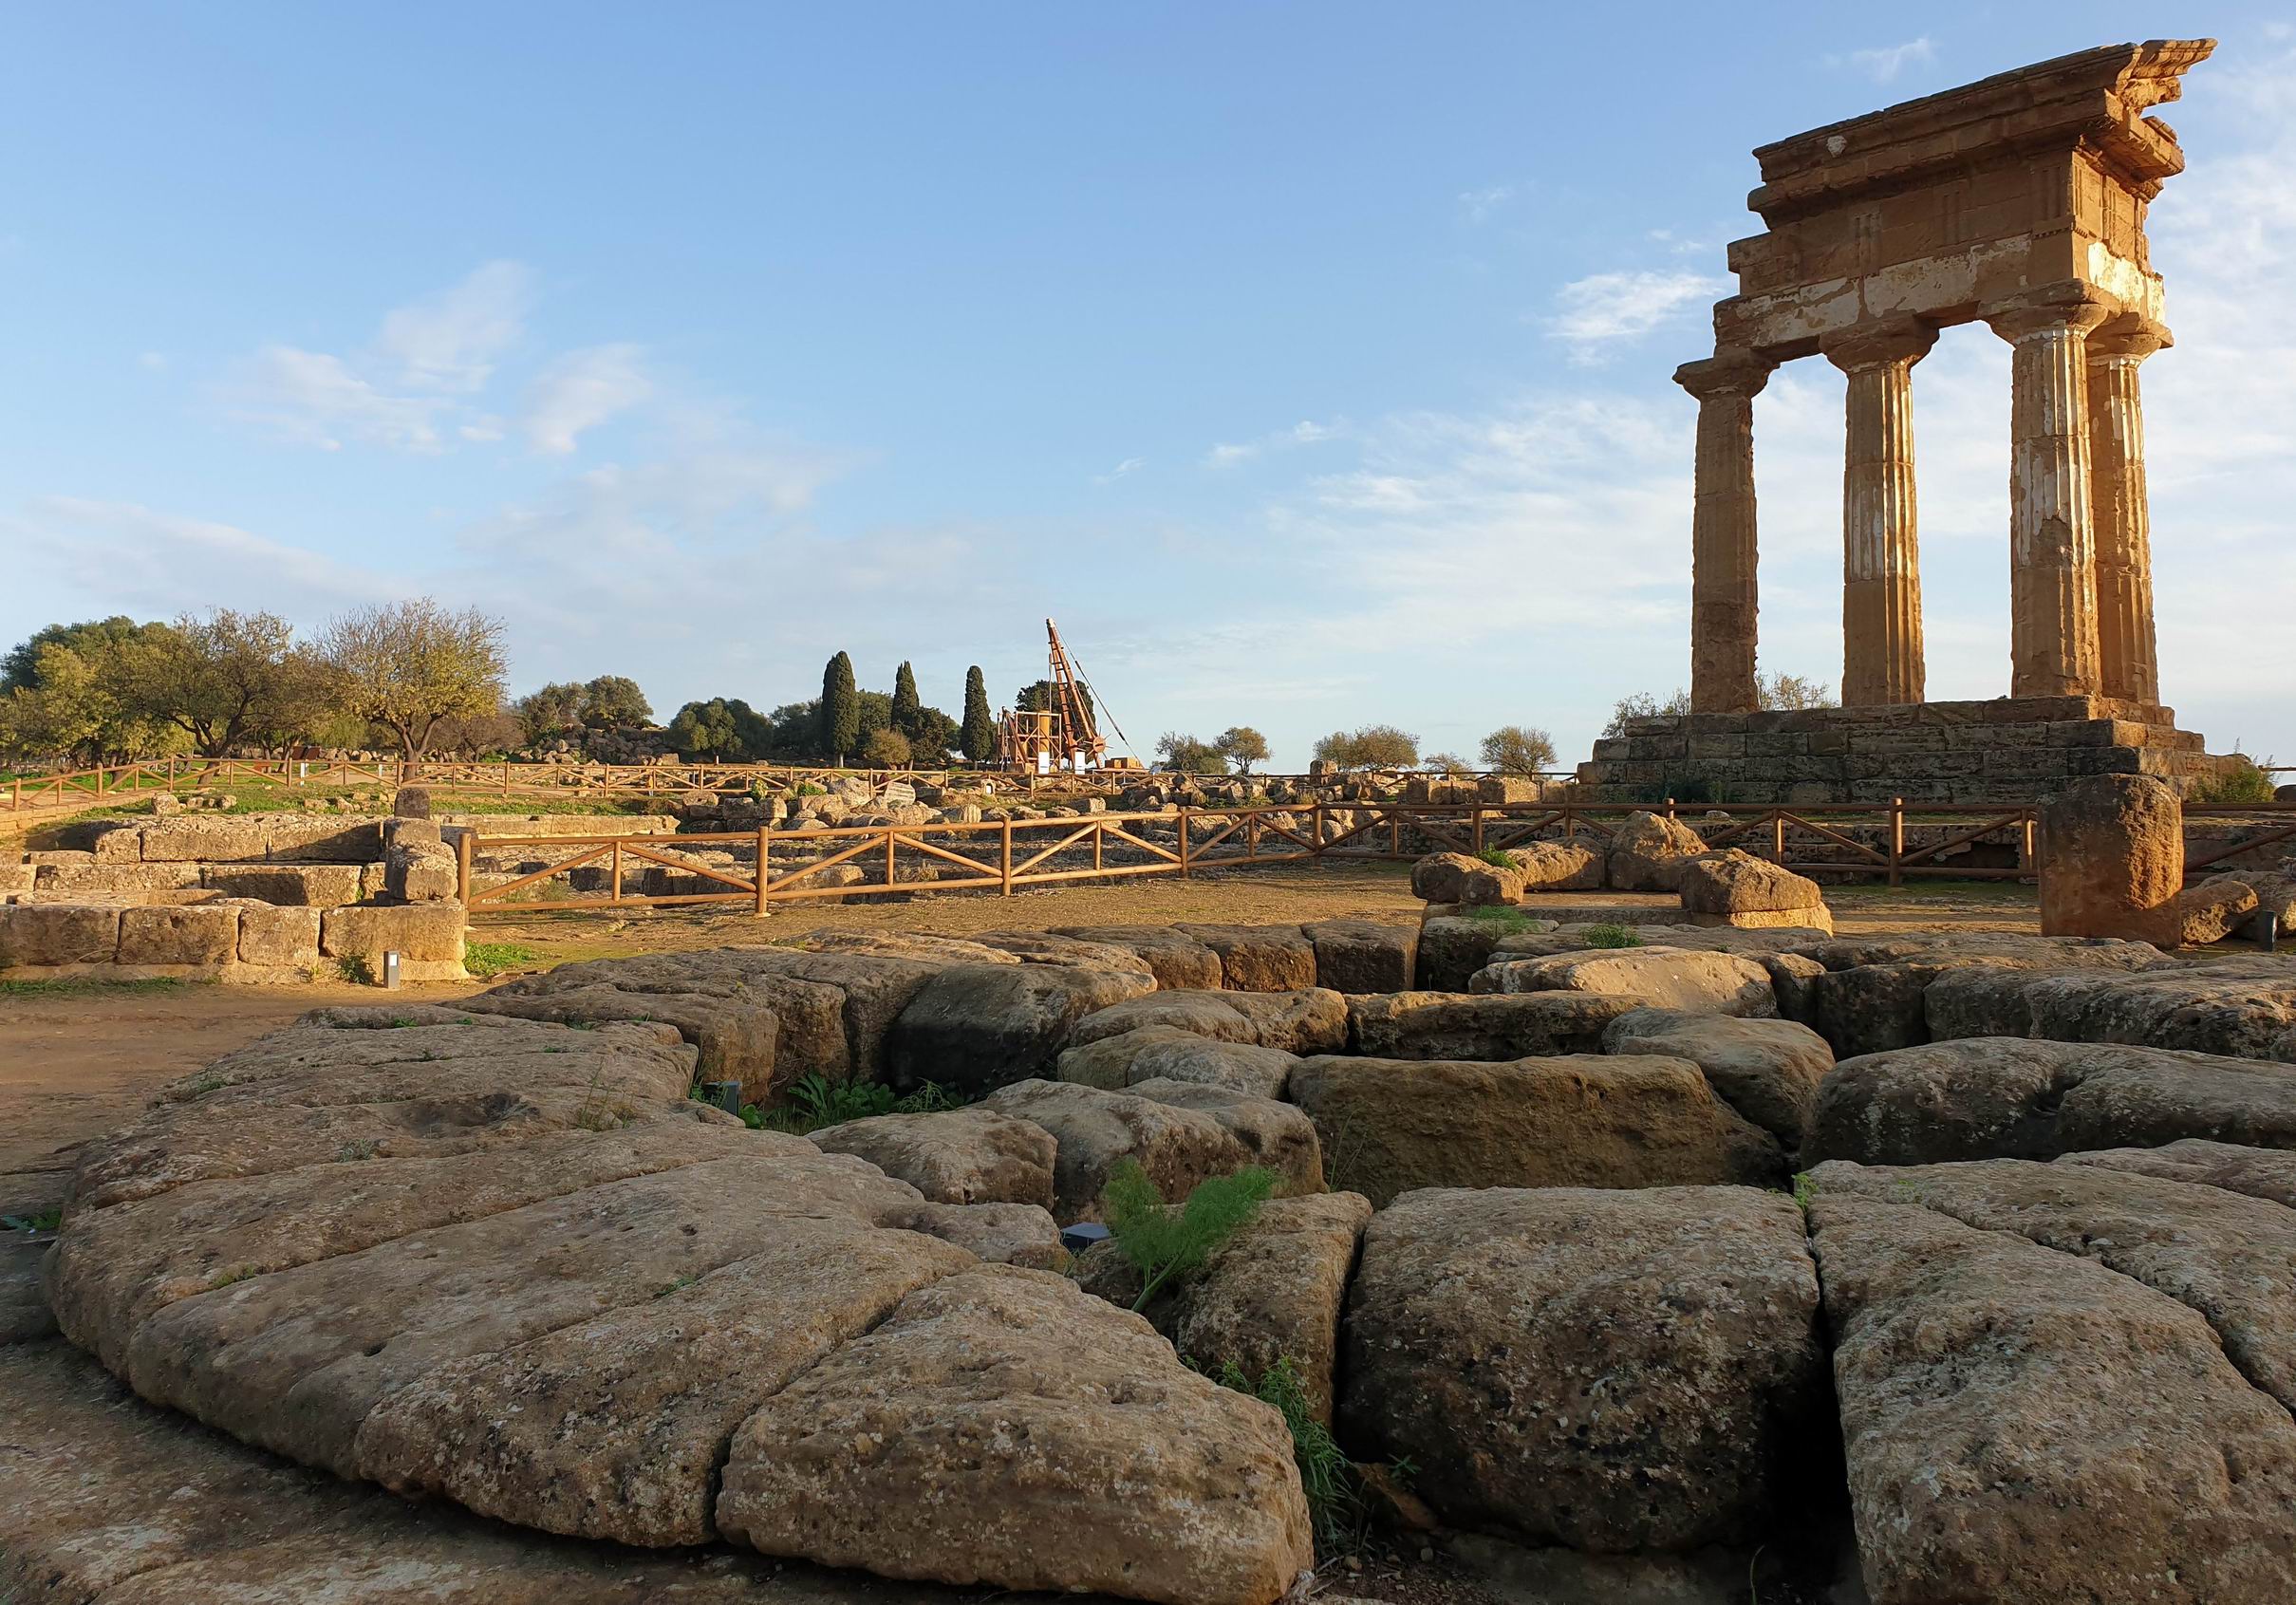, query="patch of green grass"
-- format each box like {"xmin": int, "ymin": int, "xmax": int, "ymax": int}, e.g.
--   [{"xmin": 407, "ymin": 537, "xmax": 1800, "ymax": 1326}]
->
[
  {"xmin": 1579, "ymin": 923, "xmax": 1643, "ymax": 948},
  {"xmin": 753, "ymin": 1073, "xmax": 966, "ymax": 1134},
  {"xmin": 2, "ymin": 1209, "xmax": 63, "ymax": 1233},
  {"xmin": 1210, "ymin": 1354, "xmax": 1389, "ymax": 1559},
  {"xmin": 335, "ymin": 955, "xmax": 376, "ymax": 986},
  {"xmin": 464, "ymin": 941, "xmax": 539, "ymax": 980},
  {"xmin": 1475, "ymin": 846, "xmax": 1517, "ymax": 867},
  {"xmin": 1461, "ymin": 905, "xmax": 1535, "ymax": 932},
  {"xmin": 1791, "ymin": 1171, "xmax": 1816, "ymax": 1213},
  {"xmin": 1102, "ymin": 1163, "xmax": 1276, "ymax": 1311},
  {"xmin": 0, "ymin": 975, "xmax": 194, "ymax": 999}
]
